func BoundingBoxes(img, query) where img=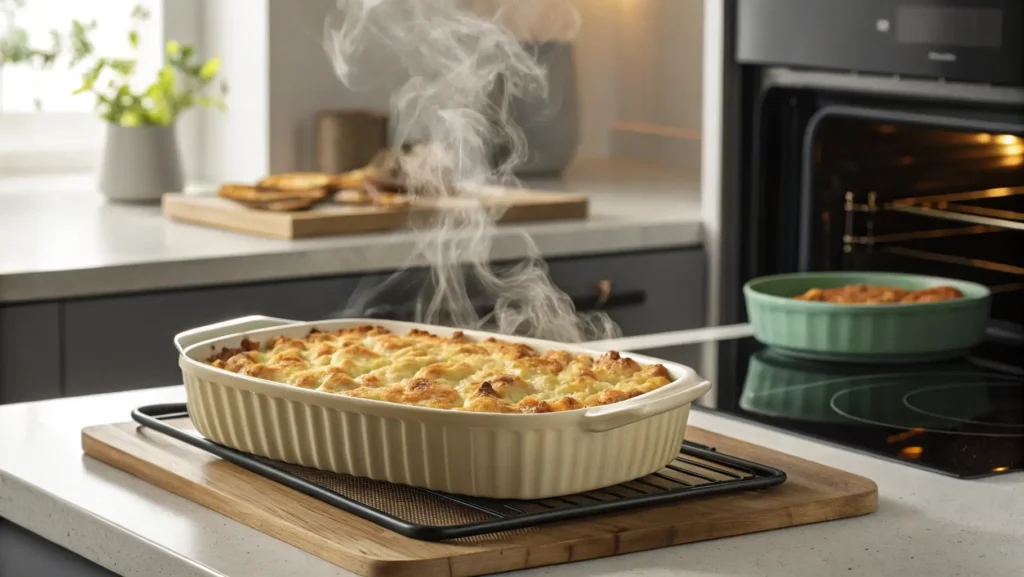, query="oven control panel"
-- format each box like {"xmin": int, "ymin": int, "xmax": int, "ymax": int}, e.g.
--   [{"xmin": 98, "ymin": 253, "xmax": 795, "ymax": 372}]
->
[{"xmin": 736, "ymin": 0, "xmax": 1023, "ymax": 86}]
